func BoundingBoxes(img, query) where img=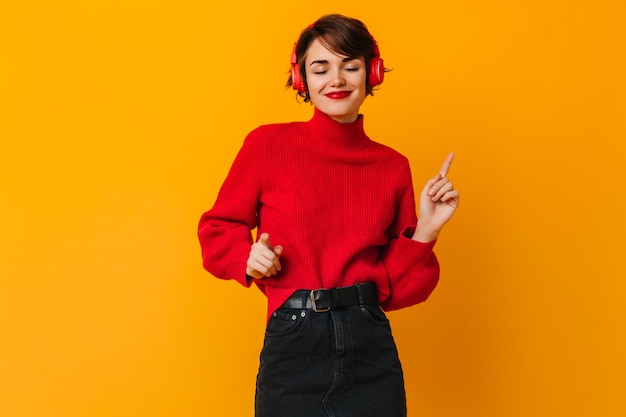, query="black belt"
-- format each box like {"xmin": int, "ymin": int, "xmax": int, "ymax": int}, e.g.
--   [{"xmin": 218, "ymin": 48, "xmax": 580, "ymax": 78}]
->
[{"xmin": 281, "ymin": 283, "xmax": 378, "ymax": 313}]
